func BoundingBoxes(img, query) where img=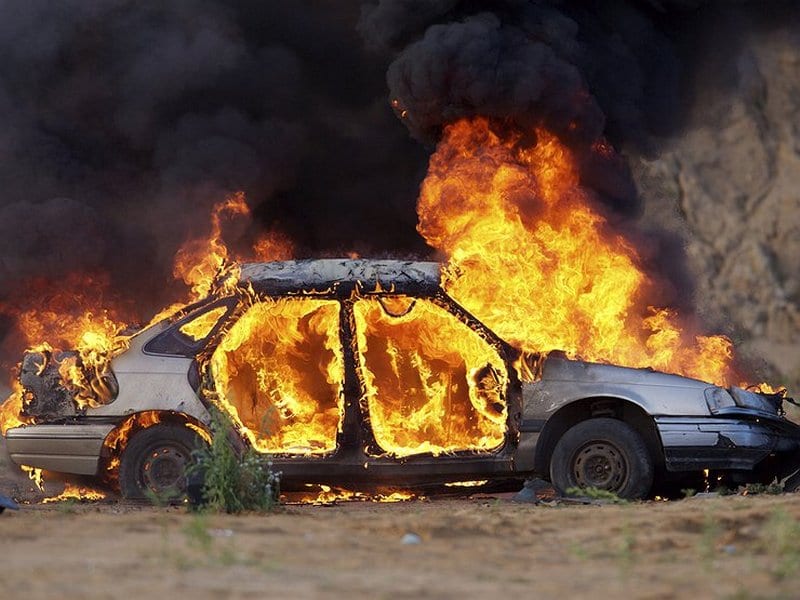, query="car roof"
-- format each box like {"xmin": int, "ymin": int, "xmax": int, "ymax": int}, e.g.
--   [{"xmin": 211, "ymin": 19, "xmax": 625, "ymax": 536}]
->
[{"xmin": 236, "ymin": 259, "xmax": 442, "ymax": 296}]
